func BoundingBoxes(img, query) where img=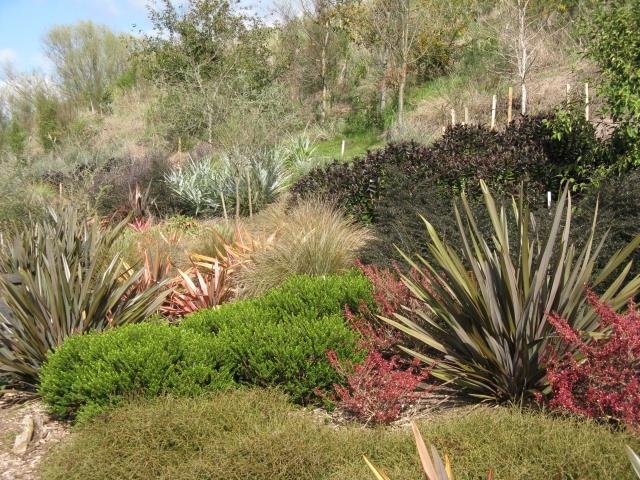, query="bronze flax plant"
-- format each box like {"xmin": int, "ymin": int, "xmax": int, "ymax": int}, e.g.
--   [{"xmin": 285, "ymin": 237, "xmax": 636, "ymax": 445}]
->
[{"xmin": 383, "ymin": 180, "xmax": 640, "ymax": 401}]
